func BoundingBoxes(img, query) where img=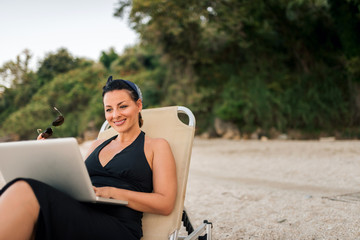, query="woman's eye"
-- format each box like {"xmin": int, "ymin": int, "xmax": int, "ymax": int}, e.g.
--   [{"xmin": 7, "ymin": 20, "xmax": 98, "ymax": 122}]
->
[
  {"xmin": 120, "ymin": 105, "xmax": 128, "ymax": 109},
  {"xmin": 106, "ymin": 109, "xmax": 112, "ymax": 112}
]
